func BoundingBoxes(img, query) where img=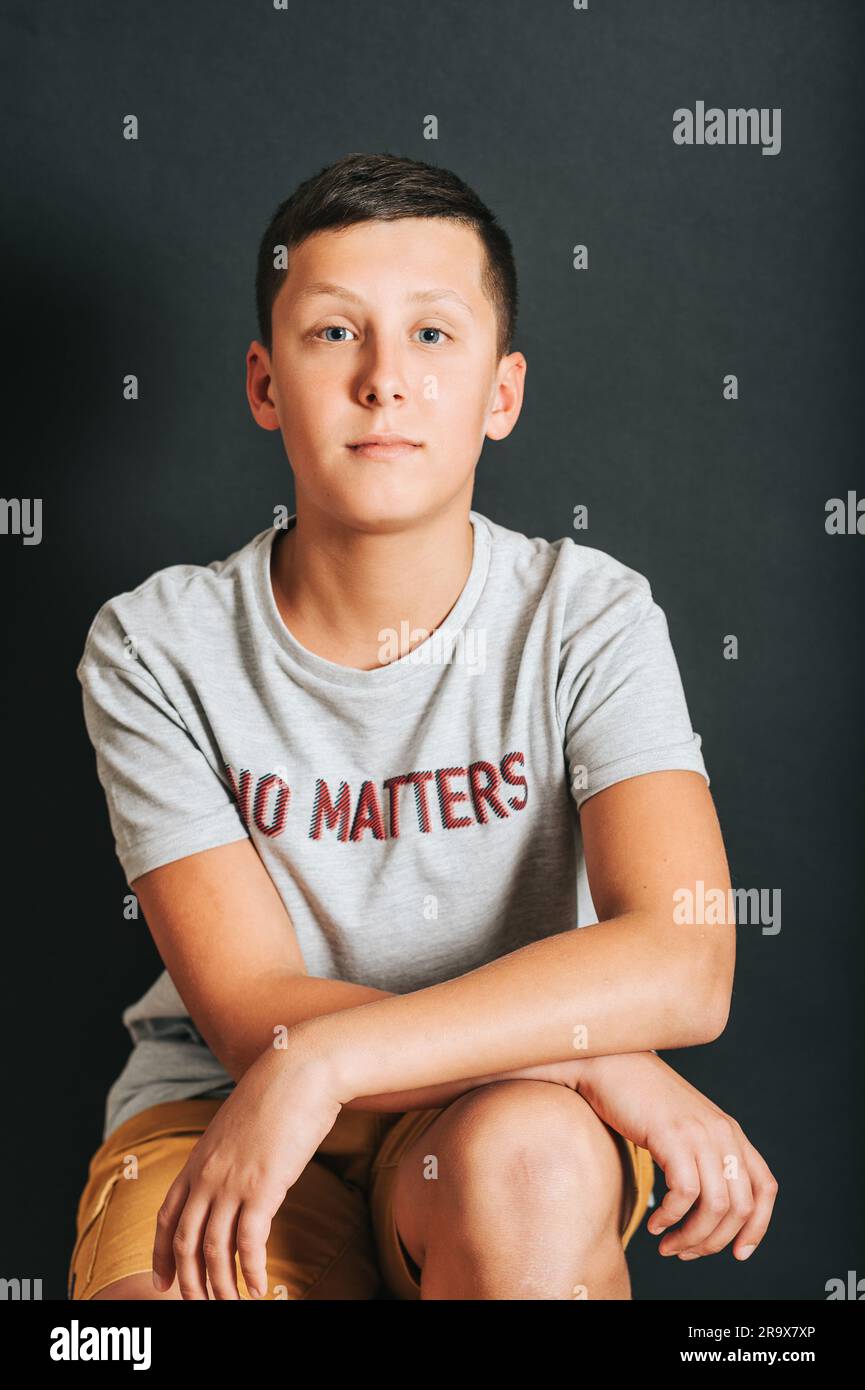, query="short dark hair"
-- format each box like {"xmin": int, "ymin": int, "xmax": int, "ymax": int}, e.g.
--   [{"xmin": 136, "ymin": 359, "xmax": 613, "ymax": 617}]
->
[{"xmin": 255, "ymin": 152, "xmax": 518, "ymax": 362}]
